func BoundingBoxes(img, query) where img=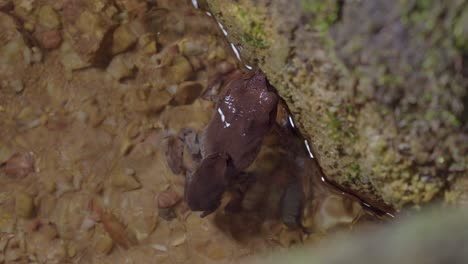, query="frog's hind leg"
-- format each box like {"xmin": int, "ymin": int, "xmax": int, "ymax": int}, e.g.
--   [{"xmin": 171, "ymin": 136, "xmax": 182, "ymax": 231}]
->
[{"xmin": 224, "ymin": 172, "xmax": 256, "ymax": 213}]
